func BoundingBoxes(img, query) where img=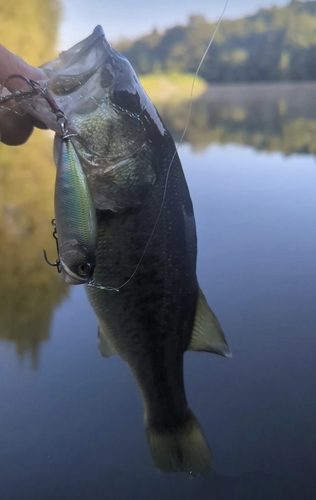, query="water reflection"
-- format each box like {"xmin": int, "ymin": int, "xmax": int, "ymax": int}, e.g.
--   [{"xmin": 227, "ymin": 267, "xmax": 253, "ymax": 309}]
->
[
  {"xmin": 159, "ymin": 82, "xmax": 316, "ymax": 155},
  {"xmin": 0, "ymin": 130, "xmax": 67, "ymax": 366},
  {"xmin": 1, "ymin": 146, "xmax": 316, "ymax": 498}
]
